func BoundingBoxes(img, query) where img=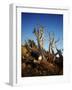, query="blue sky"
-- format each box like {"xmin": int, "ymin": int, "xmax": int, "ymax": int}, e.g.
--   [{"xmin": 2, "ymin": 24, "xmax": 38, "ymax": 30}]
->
[{"xmin": 21, "ymin": 12, "xmax": 63, "ymax": 51}]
